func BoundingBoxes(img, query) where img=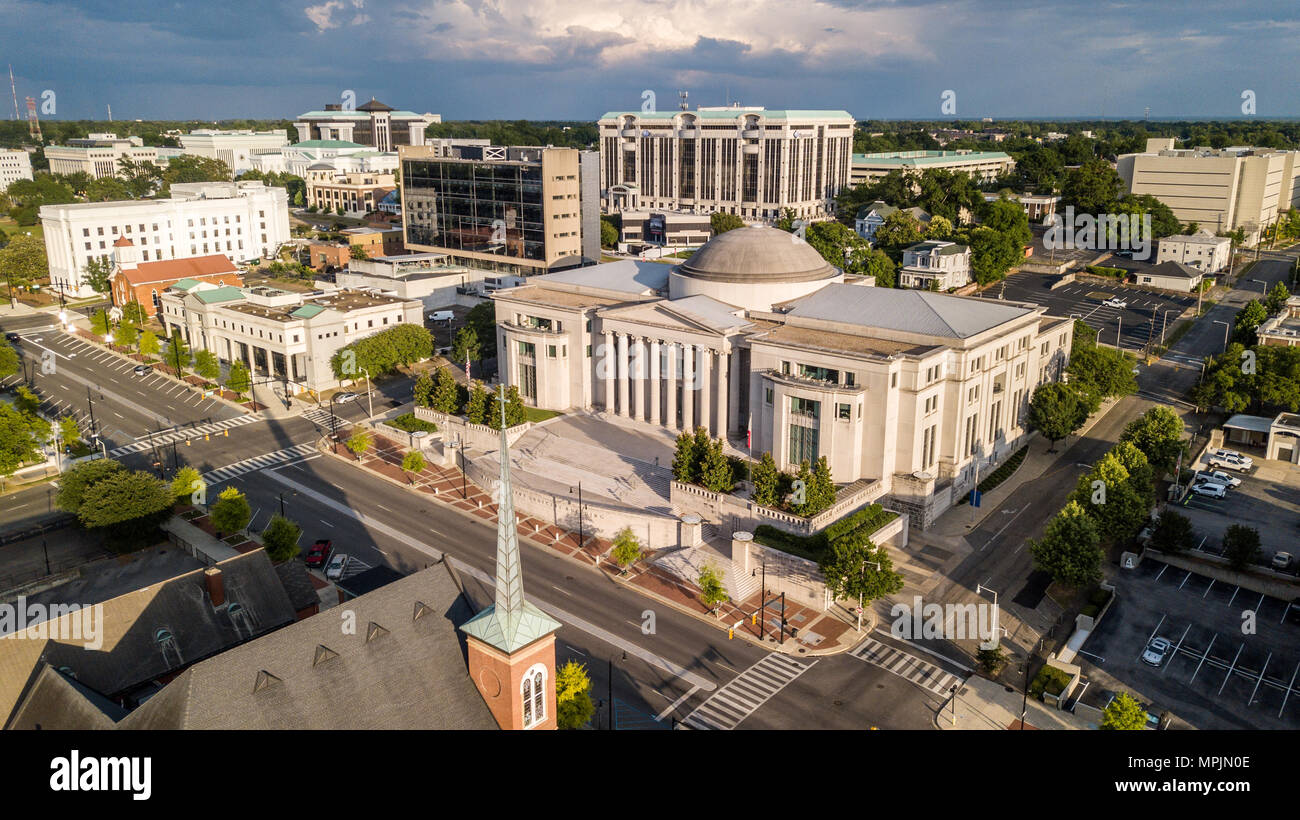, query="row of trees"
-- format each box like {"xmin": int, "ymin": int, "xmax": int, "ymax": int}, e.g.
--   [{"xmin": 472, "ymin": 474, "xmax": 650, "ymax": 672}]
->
[
  {"xmin": 328, "ymin": 324, "xmax": 434, "ymax": 381},
  {"xmin": 1145, "ymin": 509, "xmax": 1263, "ymax": 571},
  {"xmin": 1192, "ymin": 341, "xmax": 1300, "ymax": 414},
  {"xmin": 412, "ymin": 366, "xmax": 527, "ymax": 428},
  {"xmin": 1027, "ymin": 321, "xmax": 1137, "ymax": 451},
  {"xmin": 671, "ymin": 427, "xmax": 736, "ymax": 494}
]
